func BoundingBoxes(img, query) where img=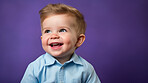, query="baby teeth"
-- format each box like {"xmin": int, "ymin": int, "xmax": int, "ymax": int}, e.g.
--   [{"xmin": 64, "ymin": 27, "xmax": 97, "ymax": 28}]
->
[
  {"xmin": 50, "ymin": 43, "xmax": 63, "ymax": 47},
  {"xmin": 52, "ymin": 43, "xmax": 58, "ymax": 45}
]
